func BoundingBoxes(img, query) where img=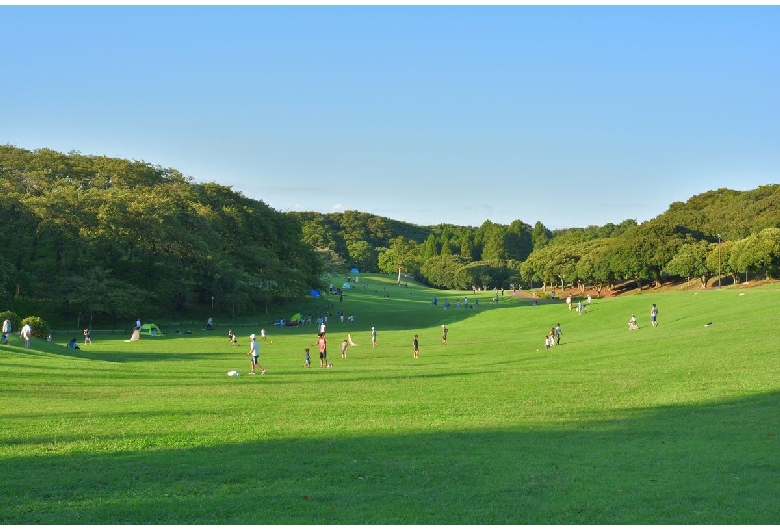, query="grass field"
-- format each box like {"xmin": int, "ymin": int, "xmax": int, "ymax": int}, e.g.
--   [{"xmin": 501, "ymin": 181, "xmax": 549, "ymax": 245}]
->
[{"xmin": 2, "ymin": 274, "xmax": 779, "ymax": 524}]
